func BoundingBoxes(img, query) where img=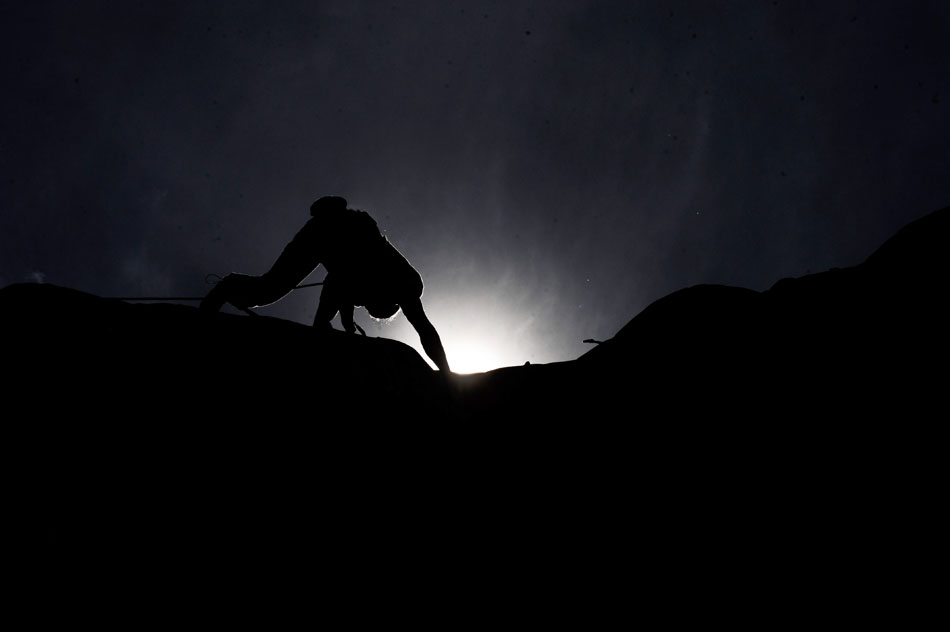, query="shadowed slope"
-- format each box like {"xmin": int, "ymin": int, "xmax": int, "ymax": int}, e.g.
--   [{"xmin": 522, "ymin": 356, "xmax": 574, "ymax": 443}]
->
[
  {"xmin": 579, "ymin": 205, "xmax": 949, "ymax": 418},
  {"xmin": 6, "ymin": 206, "xmax": 947, "ymax": 624}
]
